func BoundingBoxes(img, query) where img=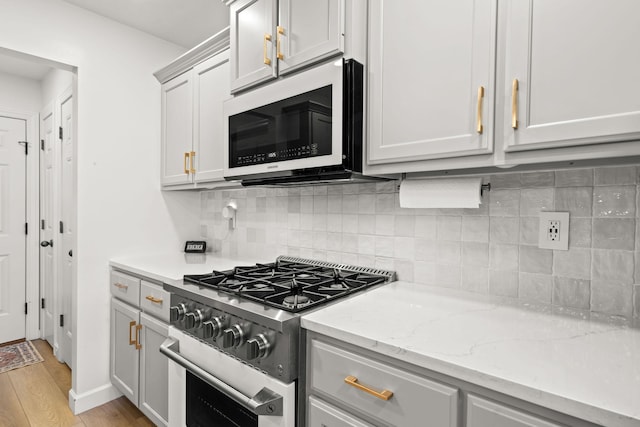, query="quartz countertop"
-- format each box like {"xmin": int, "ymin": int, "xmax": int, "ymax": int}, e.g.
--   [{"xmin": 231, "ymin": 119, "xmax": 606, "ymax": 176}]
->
[
  {"xmin": 301, "ymin": 282, "xmax": 640, "ymax": 427},
  {"xmin": 109, "ymin": 252, "xmax": 266, "ymax": 286}
]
